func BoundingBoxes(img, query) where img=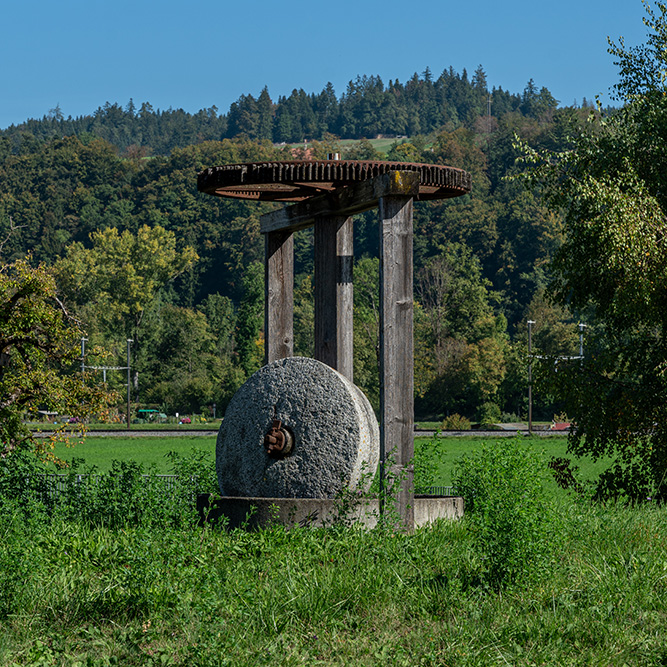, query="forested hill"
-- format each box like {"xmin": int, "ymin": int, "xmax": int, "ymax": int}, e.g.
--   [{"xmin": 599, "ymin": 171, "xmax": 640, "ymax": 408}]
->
[
  {"xmin": 0, "ymin": 65, "xmax": 592, "ymax": 422},
  {"xmin": 0, "ymin": 66, "xmax": 569, "ymax": 155}
]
